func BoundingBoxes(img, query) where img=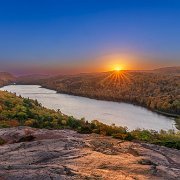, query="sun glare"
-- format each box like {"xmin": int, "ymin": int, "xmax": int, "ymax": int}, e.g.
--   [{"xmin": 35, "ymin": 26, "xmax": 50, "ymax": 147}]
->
[
  {"xmin": 114, "ymin": 66, "xmax": 122, "ymax": 71},
  {"xmin": 100, "ymin": 64, "xmax": 131, "ymax": 88}
]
